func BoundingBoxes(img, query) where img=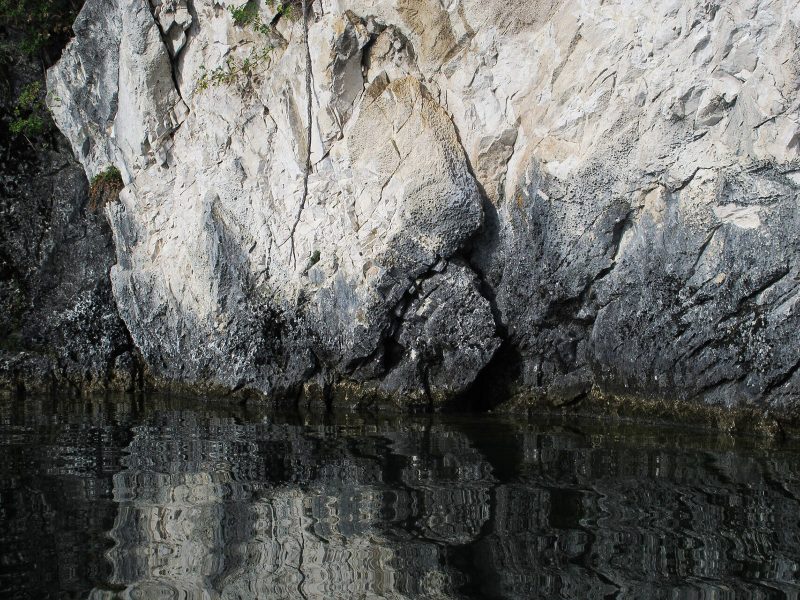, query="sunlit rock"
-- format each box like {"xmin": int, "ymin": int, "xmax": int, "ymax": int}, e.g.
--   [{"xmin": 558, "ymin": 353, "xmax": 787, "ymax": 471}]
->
[{"xmin": 47, "ymin": 0, "xmax": 800, "ymax": 411}]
